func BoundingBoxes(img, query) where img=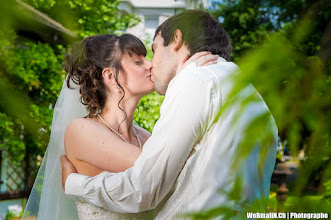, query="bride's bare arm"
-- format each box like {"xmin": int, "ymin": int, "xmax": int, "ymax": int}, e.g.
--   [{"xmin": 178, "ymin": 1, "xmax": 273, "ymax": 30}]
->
[{"xmin": 64, "ymin": 118, "xmax": 147, "ymax": 176}]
